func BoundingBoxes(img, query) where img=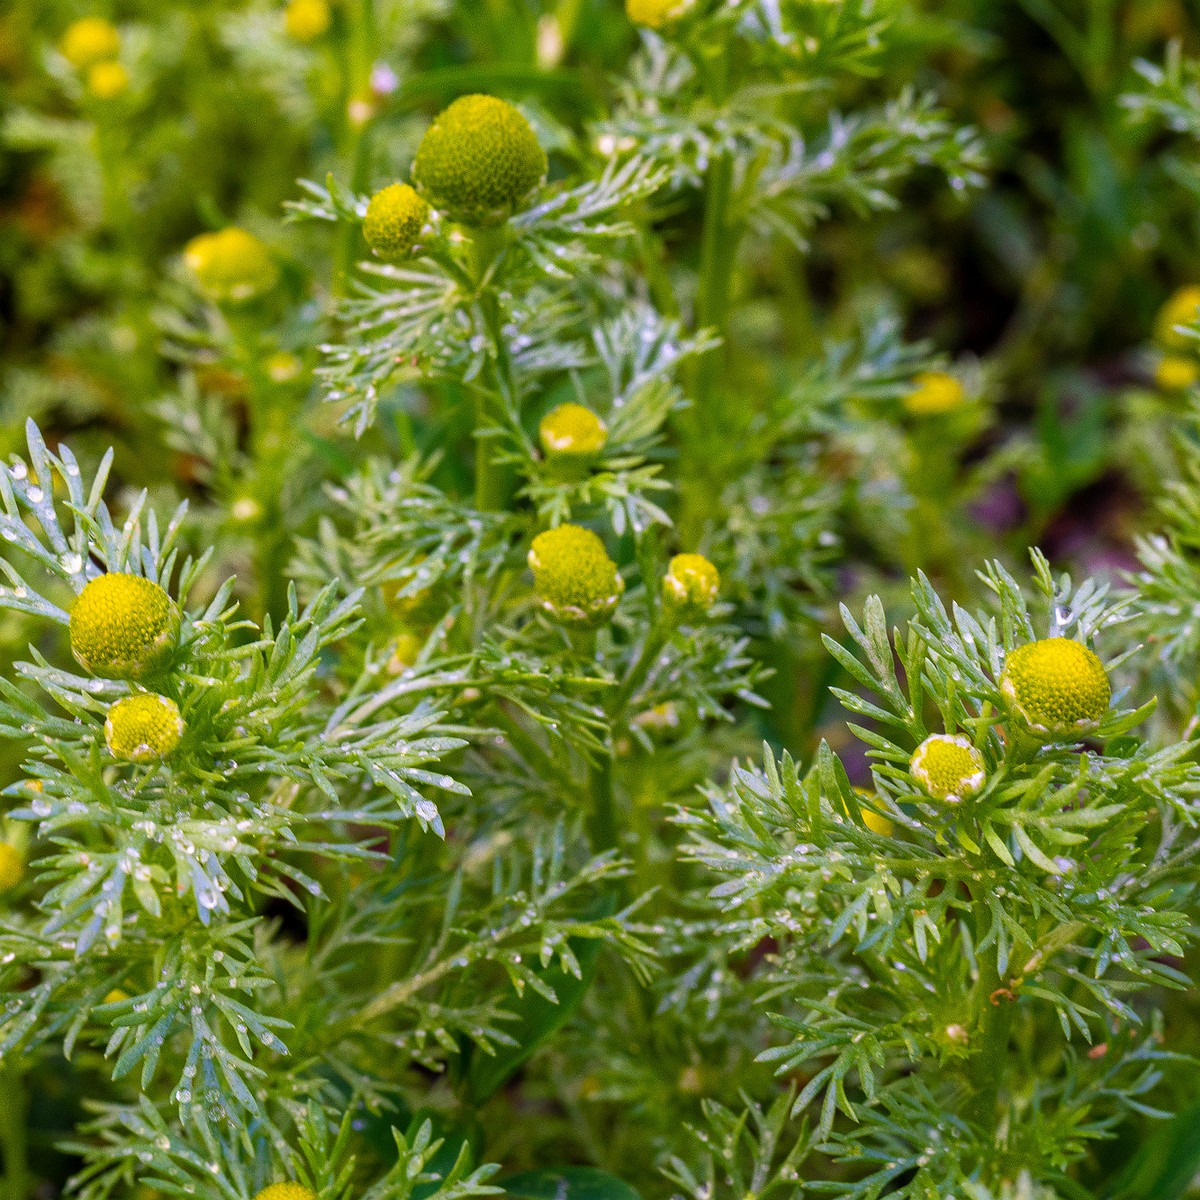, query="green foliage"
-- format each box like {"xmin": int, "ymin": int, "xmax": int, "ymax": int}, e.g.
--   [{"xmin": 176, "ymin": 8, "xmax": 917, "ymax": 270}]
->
[{"xmin": 8, "ymin": 2, "xmax": 1200, "ymax": 1200}]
